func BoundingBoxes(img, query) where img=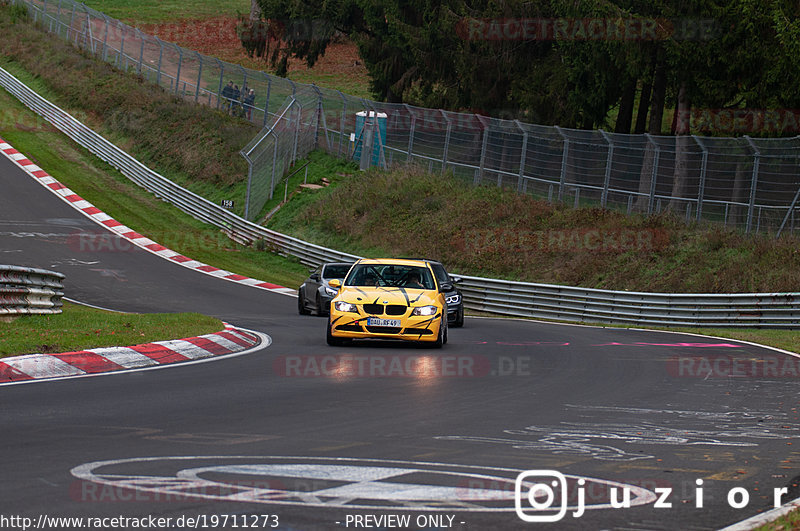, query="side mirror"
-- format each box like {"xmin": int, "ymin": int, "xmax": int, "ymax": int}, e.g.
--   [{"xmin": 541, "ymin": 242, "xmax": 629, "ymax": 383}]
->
[
  {"xmin": 439, "ymin": 282, "xmax": 453, "ymax": 292},
  {"xmin": 309, "ymin": 273, "xmax": 320, "ymax": 281},
  {"xmin": 328, "ymin": 279, "xmax": 342, "ymax": 289},
  {"xmin": 450, "ymin": 275, "xmax": 462, "ymax": 284}
]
